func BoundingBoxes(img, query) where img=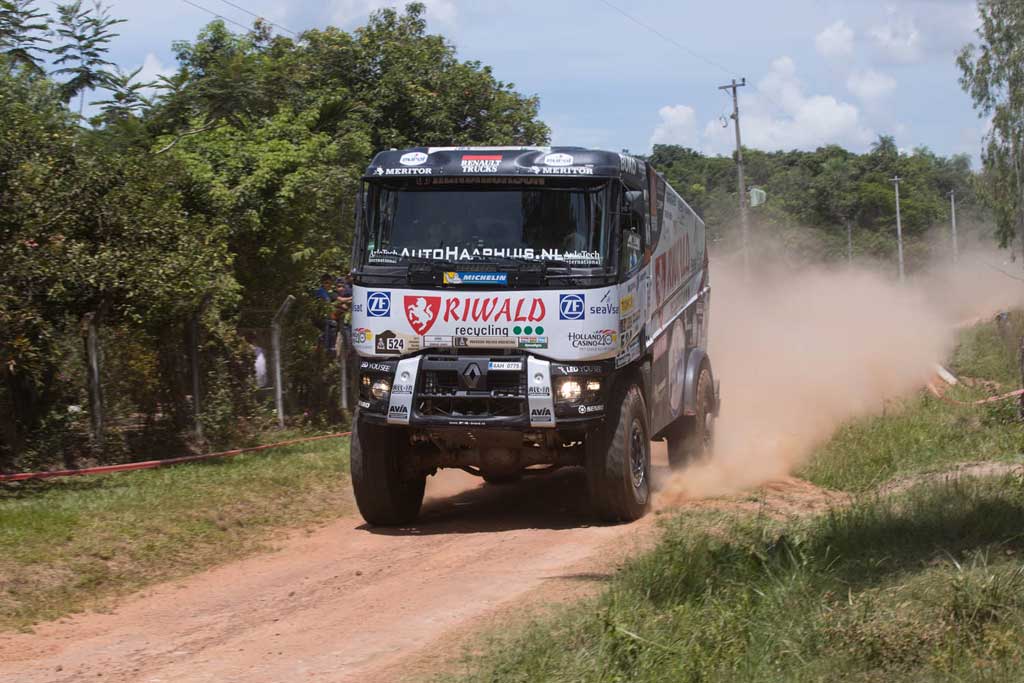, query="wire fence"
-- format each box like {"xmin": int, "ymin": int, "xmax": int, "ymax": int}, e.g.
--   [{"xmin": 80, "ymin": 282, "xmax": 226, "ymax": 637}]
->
[{"xmin": 0, "ymin": 291, "xmax": 355, "ymax": 474}]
